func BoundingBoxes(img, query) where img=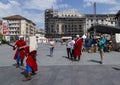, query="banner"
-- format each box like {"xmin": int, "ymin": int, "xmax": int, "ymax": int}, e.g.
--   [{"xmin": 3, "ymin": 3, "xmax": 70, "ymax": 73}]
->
[
  {"xmin": 30, "ymin": 36, "xmax": 37, "ymax": 52},
  {"xmin": 115, "ymin": 33, "xmax": 120, "ymax": 43},
  {"xmin": 2, "ymin": 21, "xmax": 9, "ymax": 35}
]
